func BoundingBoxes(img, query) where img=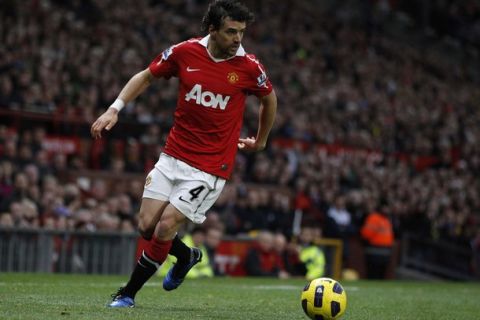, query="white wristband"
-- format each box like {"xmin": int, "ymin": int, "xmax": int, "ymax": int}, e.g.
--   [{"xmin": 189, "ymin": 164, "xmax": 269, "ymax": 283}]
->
[{"xmin": 109, "ymin": 98, "xmax": 125, "ymax": 112}]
